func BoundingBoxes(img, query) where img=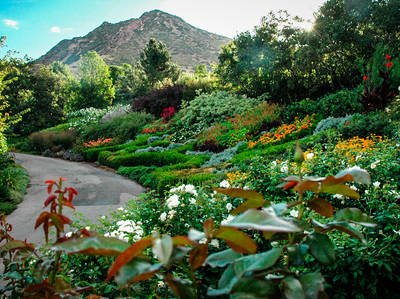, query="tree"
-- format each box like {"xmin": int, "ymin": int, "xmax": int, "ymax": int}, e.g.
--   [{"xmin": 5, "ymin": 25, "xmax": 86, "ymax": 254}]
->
[
  {"xmin": 139, "ymin": 38, "xmax": 181, "ymax": 87},
  {"xmin": 110, "ymin": 63, "xmax": 149, "ymax": 103},
  {"xmin": 69, "ymin": 51, "xmax": 114, "ymax": 110}
]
